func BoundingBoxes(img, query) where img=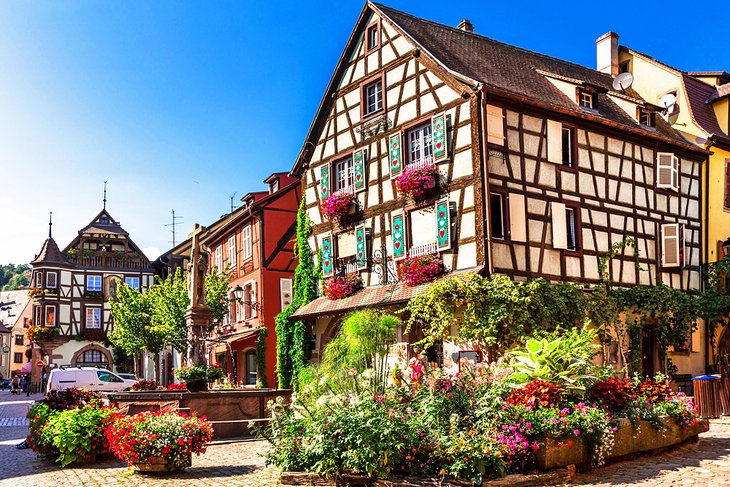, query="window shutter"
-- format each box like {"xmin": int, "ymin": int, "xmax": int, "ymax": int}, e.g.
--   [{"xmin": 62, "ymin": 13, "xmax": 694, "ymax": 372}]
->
[
  {"xmin": 547, "ymin": 120, "xmax": 563, "ymax": 164},
  {"xmin": 435, "ymin": 198, "xmax": 451, "ymax": 251},
  {"xmin": 251, "ymin": 281, "xmax": 258, "ymax": 318},
  {"xmin": 508, "ymin": 193, "xmax": 527, "ymax": 242},
  {"xmin": 724, "ymin": 159, "xmax": 730, "ymax": 209},
  {"xmin": 355, "ymin": 224, "xmax": 368, "ymax": 270},
  {"xmin": 391, "ymin": 210, "xmax": 406, "ymax": 260},
  {"xmin": 353, "ymin": 148, "xmax": 367, "ymax": 193},
  {"xmin": 389, "ymin": 133, "xmax": 402, "ymax": 177},
  {"xmin": 656, "ymin": 152, "xmax": 678, "ymax": 191},
  {"xmin": 486, "ymin": 104, "xmax": 505, "ymax": 145},
  {"xmin": 321, "ymin": 232, "xmax": 334, "ymax": 277},
  {"xmin": 280, "ymin": 278, "xmax": 293, "ymax": 311},
  {"xmin": 551, "ymin": 202, "xmax": 567, "ymax": 249},
  {"xmin": 431, "ymin": 112, "xmax": 448, "ymax": 162},
  {"xmin": 661, "ymin": 223, "xmax": 682, "ymax": 267},
  {"xmin": 320, "ymin": 163, "xmax": 331, "ymax": 200}
]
